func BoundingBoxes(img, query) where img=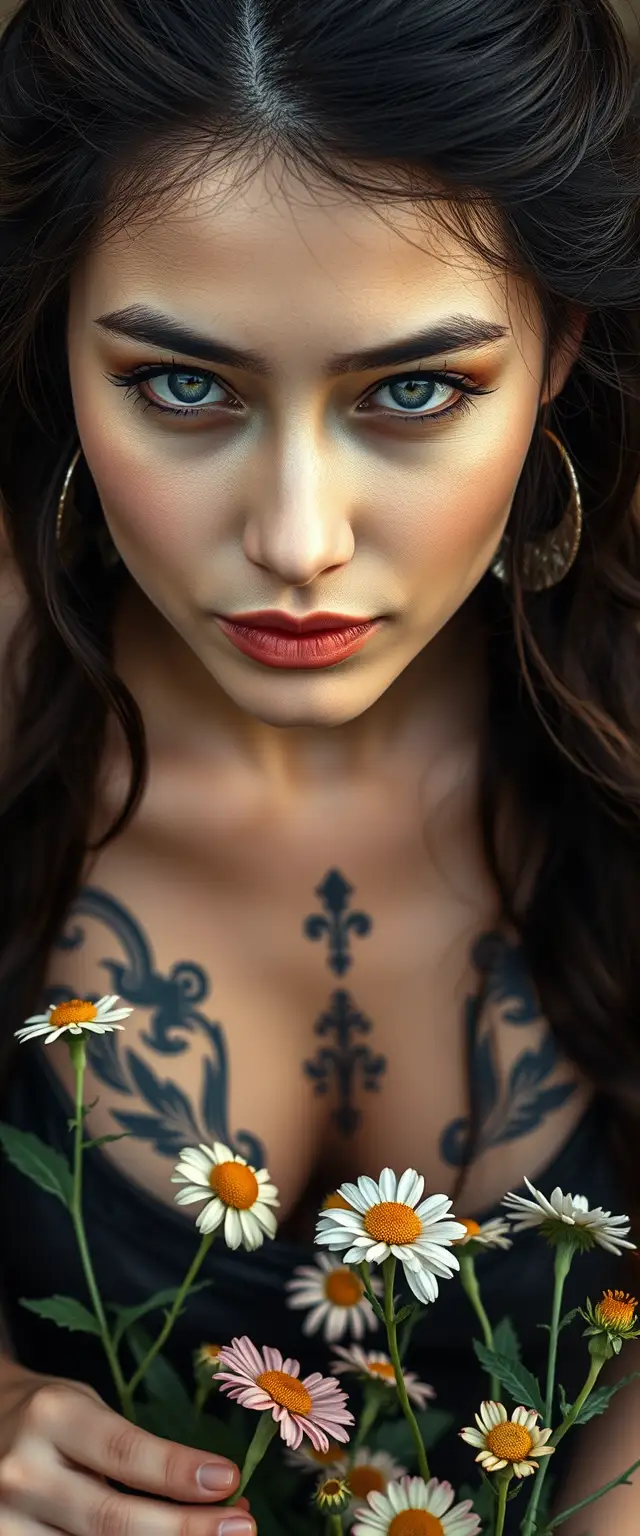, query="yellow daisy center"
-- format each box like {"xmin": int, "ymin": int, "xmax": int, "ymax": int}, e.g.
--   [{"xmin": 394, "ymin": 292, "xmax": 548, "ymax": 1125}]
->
[
  {"xmin": 323, "ymin": 1192, "xmax": 353, "ymax": 1211},
  {"xmin": 256, "ymin": 1369, "xmax": 312, "ymax": 1416},
  {"xmin": 486, "ymin": 1422, "xmax": 534, "ymax": 1462},
  {"xmin": 367, "ymin": 1359, "xmax": 396, "ymax": 1381},
  {"xmin": 364, "ymin": 1201, "xmax": 422, "ymax": 1246},
  {"xmin": 324, "ymin": 1268, "xmax": 364, "ymax": 1307},
  {"xmin": 456, "ymin": 1218, "xmax": 481, "ymax": 1241},
  {"xmin": 389, "ymin": 1513, "xmax": 443, "ymax": 1535},
  {"xmin": 595, "ymin": 1290, "xmax": 638, "ymax": 1330},
  {"xmin": 348, "ymin": 1464, "xmax": 387, "ymax": 1498},
  {"xmin": 321, "ymin": 1479, "xmax": 343, "ymax": 1497},
  {"xmin": 209, "ymin": 1160, "xmax": 259, "ymax": 1209},
  {"xmin": 50, "ymin": 1000, "xmax": 98, "ymax": 1028}
]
